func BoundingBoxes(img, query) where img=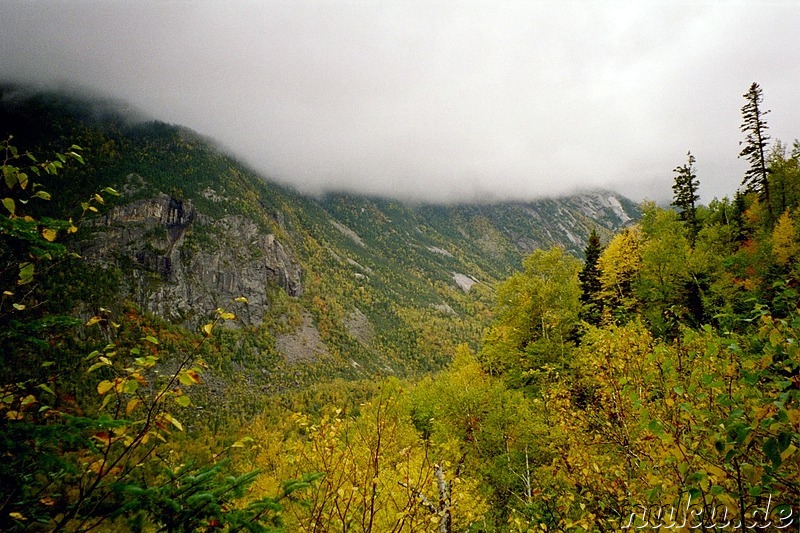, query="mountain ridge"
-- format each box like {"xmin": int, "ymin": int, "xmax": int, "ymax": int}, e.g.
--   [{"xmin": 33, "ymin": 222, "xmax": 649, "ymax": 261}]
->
[{"xmin": 0, "ymin": 88, "xmax": 641, "ymax": 392}]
